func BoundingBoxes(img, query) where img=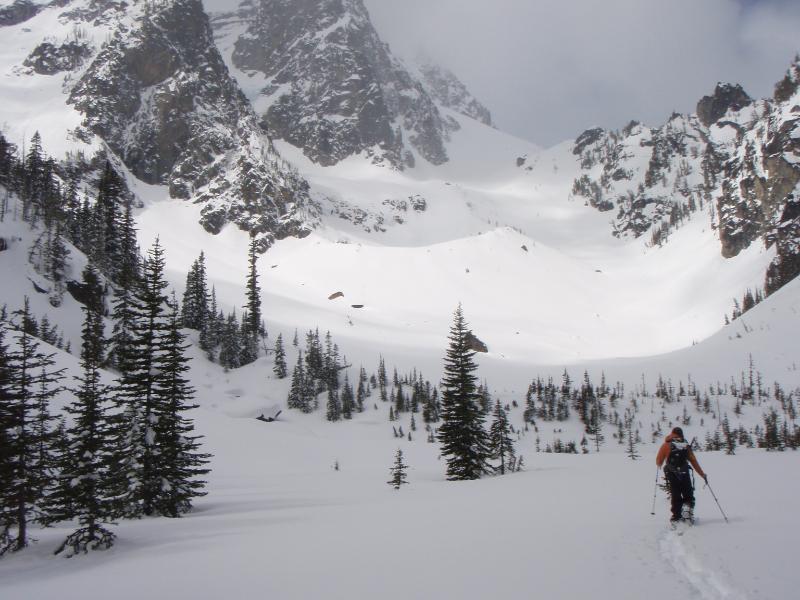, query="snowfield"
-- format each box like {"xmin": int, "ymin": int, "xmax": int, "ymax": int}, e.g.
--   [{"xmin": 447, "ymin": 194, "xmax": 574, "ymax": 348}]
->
[{"xmin": 1, "ymin": 398, "xmax": 797, "ymax": 600}]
